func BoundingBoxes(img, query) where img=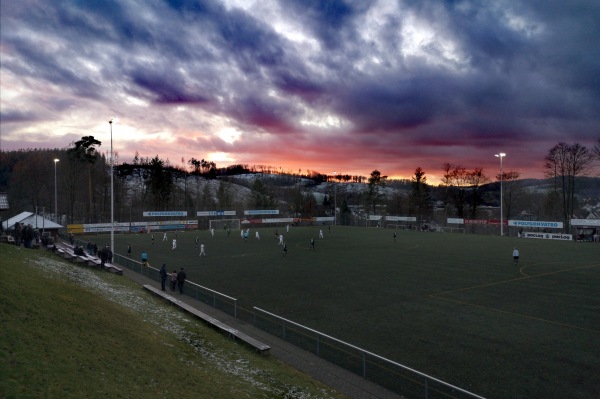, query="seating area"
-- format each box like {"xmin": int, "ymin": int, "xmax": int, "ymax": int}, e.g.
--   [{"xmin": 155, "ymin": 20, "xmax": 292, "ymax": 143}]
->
[
  {"xmin": 143, "ymin": 284, "xmax": 270, "ymax": 355},
  {"xmin": 54, "ymin": 242, "xmax": 123, "ymax": 275}
]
